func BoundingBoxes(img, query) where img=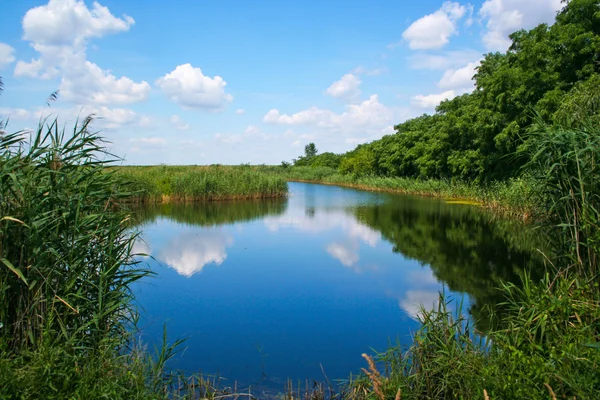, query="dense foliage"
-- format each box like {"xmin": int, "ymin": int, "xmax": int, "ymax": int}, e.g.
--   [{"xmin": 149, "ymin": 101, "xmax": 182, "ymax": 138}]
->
[{"xmin": 292, "ymin": 0, "xmax": 600, "ymax": 183}]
